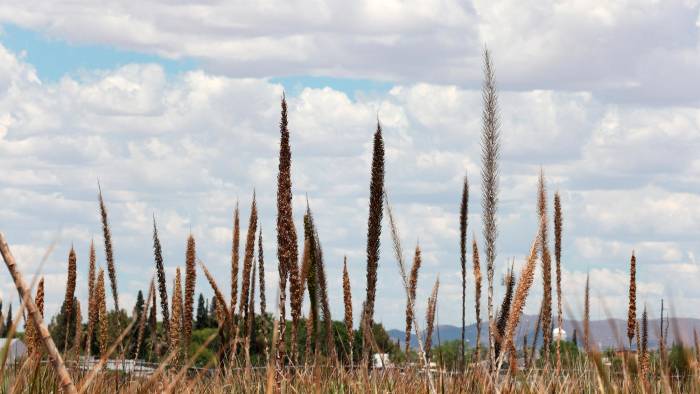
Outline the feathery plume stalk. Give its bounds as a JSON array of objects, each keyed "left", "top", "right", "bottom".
[
  {"left": 363, "top": 121, "right": 385, "bottom": 357},
  {"left": 480, "top": 47, "right": 501, "bottom": 370},
  {"left": 641, "top": 306, "right": 648, "bottom": 374},
  {"left": 63, "top": 246, "right": 77, "bottom": 352},
  {"left": 405, "top": 245, "right": 422, "bottom": 355},
  {"left": 459, "top": 175, "right": 468, "bottom": 369},
  {"left": 495, "top": 264, "right": 515, "bottom": 360},
  {"left": 86, "top": 240, "right": 97, "bottom": 357},
  {"left": 135, "top": 280, "right": 155, "bottom": 360},
  {"left": 238, "top": 193, "right": 258, "bottom": 357},
  {"left": 96, "top": 269, "right": 108, "bottom": 355},
  {"left": 342, "top": 257, "right": 353, "bottom": 364},
  {"left": 627, "top": 251, "right": 637, "bottom": 349},
  {"left": 537, "top": 169, "right": 553, "bottom": 361},
  {"left": 153, "top": 218, "right": 170, "bottom": 343},
  {"left": 231, "top": 202, "right": 240, "bottom": 315},
  {"left": 554, "top": 192, "right": 563, "bottom": 372},
  {"left": 98, "top": 184, "right": 119, "bottom": 312},
  {"left": 424, "top": 278, "right": 440, "bottom": 358},
  {"left": 258, "top": 228, "right": 266, "bottom": 316},
  {"left": 170, "top": 267, "right": 184, "bottom": 366},
  {"left": 472, "top": 236, "right": 482, "bottom": 361},
  {"left": 497, "top": 234, "right": 540, "bottom": 371},
  {"left": 383, "top": 194, "right": 436, "bottom": 393},
  {"left": 73, "top": 300, "right": 82, "bottom": 352},
  {"left": 199, "top": 260, "right": 231, "bottom": 324},
  {"left": 636, "top": 319, "right": 641, "bottom": 354},
  {"left": 584, "top": 273, "right": 590, "bottom": 352},
  {"left": 276, "top": 93, "right": 300, "bottom": 362},
  {"left": 27, "top": 277, "right": 45, "bottom": 357},
  {"left": 184, "top": 235, "right": 196, "bottom": 350}
]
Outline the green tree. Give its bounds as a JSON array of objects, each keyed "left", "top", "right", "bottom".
[
  {"left": 195, "top": 293, "right": 208, "bottom": 330},
  {"left": 49, "top": 297, "right": 78, "bottom": 349}
]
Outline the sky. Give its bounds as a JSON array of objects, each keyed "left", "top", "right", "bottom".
[{"left": 0, "top": 0, "right": 698, "bottom": 331}]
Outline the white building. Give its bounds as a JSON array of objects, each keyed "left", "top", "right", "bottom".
[
  {"left": 0, "top": 339, "right": 27, "bottom": 363},
  {"left": 552, "top": 327, "right": 567, "bottom": 340}
]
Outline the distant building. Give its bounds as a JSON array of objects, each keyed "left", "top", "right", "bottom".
[
  {"left": 0, "top": 339, "right": 27, "bottom": 363},
  {"left": 552, "top": 327, "right": 567, "bottom": 340},
  {"left": 372, "top": 353, "right": 392, "bottom": 369}
]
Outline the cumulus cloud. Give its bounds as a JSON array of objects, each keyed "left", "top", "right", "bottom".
[
  {"left": 0, "top": 35, "right": 697, "bottom": 328},
  {"left": 0, "top": 1, "right": 699, "bottom": 105}
]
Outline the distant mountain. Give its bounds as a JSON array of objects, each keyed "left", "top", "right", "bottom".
[{"left": 388, "top": 315, "right": 700, "bottom": 350}]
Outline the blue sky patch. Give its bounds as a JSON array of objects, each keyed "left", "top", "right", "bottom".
[
  {"left": 0, "top": 23, "right": 196, "bottom": 81},
  {"left": 270, "top": 75, "right": 393, "bottom": 98}
]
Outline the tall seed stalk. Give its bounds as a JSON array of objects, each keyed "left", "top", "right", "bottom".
[
  {"left": 554, "top": 192, "right": 563, "bottom": 372},
  {"left": 170, "top": 267, "right": 184, "bottom": 366},
  {"left": 584, "top": 273, "right": 590, "bottom": 352},
  {"left": 98, "top": 185, "right": 119, "bottom": 312},
  {"left": 275, "top": 94, "right": 300, "bottom": 364},
  {"left": 496, "top": 233, "right": 541, "bottom": 372},
  {"left": 86, "top": 241, "right": 97, "bottom": 357},
  {"left": 405, "top": 245, "right": 422, "bottom": 356},
  {"left": 237, "top": 193, "right": 258, "bottom": 359},
  {"left": 537, "top": 170, "right": 553, "bottom": 364},
  {"left": 342, "top": 257, "right": 353, "bottom": 365},
  {"left": 73, "top": 300, "right": 82, "bottom": 352},
  {"left": 231, "top": 202, "right": 241, "bottom": 317},
  {"left": 184, "top": 235, "right": 196, "bottom": 350},
  {"left": 627, "top": 251, "right": 636, "bottom": 349},
  {"left": 258, "top": 228, "right": 266, "bottom": 316},
  {"left": 153, "top": 218, "right": 170, "bottom": 344},
  {"left": 96, "top": 268, "right": 108, "bottom": 355},
  {"left": 363, "top": 121, "right": 385, "bottom": 359},
  {"left": 480, "top": 47, "right": 501, "bottom": 370},
  {"left": 424, "top": 278, "right": 440, "bottom": 358},
  {"left": 26, "top": 277, "right": 44, "bottom": 357},
  {"left": 459, "top": 175, "right": 468, "bottom": 369},
  {"left": 63, "top": 246, "right": 77, "bottom": 352},
  {"left": 313, "top": 231, "right": 334, "bottom": 360},
  {"left": 495, "top": 264, "right": 515, "bottom": 361},
  {"left": 641, "top": 305, "right": 648, "bottom": 374},
  {"left": 472, "top": 236, "right": 482, "bottom": 362}
]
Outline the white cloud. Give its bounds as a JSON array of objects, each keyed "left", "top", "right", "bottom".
[
  {"left": 1, "top": 1, "right": 699, "bottom": 105},
  {"left": 0, "top": 37, "right": 696, "bottom": 328}
]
